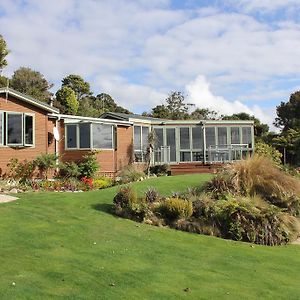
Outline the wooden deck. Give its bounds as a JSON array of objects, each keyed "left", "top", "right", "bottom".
[{"left": 170, "top": 163, "right": 224, "bottom": 175}]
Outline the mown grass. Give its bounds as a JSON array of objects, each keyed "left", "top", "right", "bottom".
[{"left": 0, "top": 174, "right": 300, "bottom": 299}]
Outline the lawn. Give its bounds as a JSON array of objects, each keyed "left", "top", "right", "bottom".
[{"left": 0, "top": 174, "right": 300, "bottom": 299}]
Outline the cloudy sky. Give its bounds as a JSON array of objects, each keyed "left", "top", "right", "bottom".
[{"left": 1, "top": 0, "right": 300, "bottom": 129}]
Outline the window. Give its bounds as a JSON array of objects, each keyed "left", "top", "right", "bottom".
[
  {"left": 24, "top": 115, "right": 34, "bottom": 145},
  {"left": 205, "top": 127, "right": 216, "bottom": 147},
  {"left": 133, "top": 125, "right": 149, "bottom": 162},
  {"left": 180, "top": 127, "right": 190, "bottom": 149},
  {"left": 218, "top": 127, "right": 227, "bottom": 146},
  {"left": 231, "top": 127, "right": 240, "bottom": 144},
  {"left": 0, "top": 112, "right": 3, "bottom": 145},
  {"left": 7, "top": 113, "right": 23, "bottom": 145},
  {"left": 242, "top": 127, "right": 252, "bottom": 147},
  {"left": 166, "top": 128, "right": 176, "bottom": 162},
  {"left": 92, "top": 124, "right": 113, "bottom": 149},
  {"left": 192, "top": 126, "right": 203, "bottom": 149},
  {"left": 79, "top": 123, "right": 91, "bottom": 149},
  {"left": 66, "top": 124, "right": 77, "bottom": 149}
]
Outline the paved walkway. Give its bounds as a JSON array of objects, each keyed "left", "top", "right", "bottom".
[{"left": 0, "top": 194, "right": 19, "bottom": 203}]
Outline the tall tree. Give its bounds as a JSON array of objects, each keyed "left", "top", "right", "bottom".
[
  {"left": 10, "top": 67, "right": 53, "bottom": 102},
  {"left": 151, "top": 104, "right": 170, "bottom": 119},
  {"left": 56, "top": 86, "right": 79, "bottom": 115},
  {"left": 165, "top": 91, "right": 189, "bottom": 120},
  {"left": 274, "top": 91, "right": 300, "bottom": 131},
  {"left": 62, "top": 74, "right": 91, "bottom": 101},
  {"left": 0, "top": 35, "right": 9, "bottom": 72}
]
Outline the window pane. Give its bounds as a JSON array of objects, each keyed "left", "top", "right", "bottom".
[
  {"left": 134, "top": 126, "right": 141, "bottom": 150},
  {"left": 154, "top": 128, "right": 163, "bottom": 149},
  {"left": 242, "top": 127, "right": 252, "bottom": 146},
  {"left": 180, "top": 151, "right": 191, "bottom": 162},
  {"left": 79, "top": 123, "right": 90, "bottom": 148},
  {"left": 0, "top": 112, "right": 2, "bottom": 145},
  {"left": 231, "top": 127, "right": 240, "bottom": 144},
  {"left": 205, "top": 127, "right": 215, "bottom": 147},
  {"left": 192, "top": 151, "right": 203, "bottom": 162},
  {"left": 218, "top": 127, "right": 227, "bottom": 146},
  {"left": 142, "top": 127, "right": 149, "bottom": 151},
  {"left": 180, "top": 127, "right": 190, "bottom": 149},
  {"left": 66, "top": 124, "right": 77, "bottom": 148},
  {"left": 192, "top": 126, "right": 203, "bottom": 149},
  {"left": 24, "top": 115, "right": 33, "bottom": 145},
  {"left": 166, "top": 128, "right": 176, "bottom": 162},
  {"left": 7, "top": 113, "right": 22, "bottom": 144},
  {"left": 93, "top": 124, "right": 112, "bottom": 149}
]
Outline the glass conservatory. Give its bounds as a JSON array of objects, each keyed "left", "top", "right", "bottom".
[{"left": 135, "top": 123, "right": 254, "bottom": 165}]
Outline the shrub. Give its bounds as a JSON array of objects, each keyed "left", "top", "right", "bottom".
[
  {"left": 119, "top": 165, "right": 144, "bottom": 184},
  {"left": 255, "top": 142, "right": 282, "bottom": 166},
  {"left": 6, "top": 158, "right": 36, "bottom": 182},
  {"left": 78, "top": 151, "right": 99, "bottom": 178},
  {"left": 93, "top": 177, "right": 113, "bottom": 189},
  {"left": 113, "top": 185, "right": 137, "bottom": 209},
  {"left": 81, "top": 177, "right": 93, "bottom": 190},
  {"left": 205, "top": 155, "right": 300, "bottom": 215},
  {"left": 35, "top": 153, "right": 58, "bottom": 179},
  {"left": 145, "top": 187, "right": 160, "bottom": 203},
  {"left": 149, "top": 164, "right": 170, "bottom": 176},
  {"left": 159, "top": 198, "right": 193, "bottom": 221},
  {"left": 59, "top": 162, "right": 80, "bottom": 178}
]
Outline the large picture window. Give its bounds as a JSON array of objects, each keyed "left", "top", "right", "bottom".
[
  {"left": 231, "top": 127, "right": 240, "bottom": 144},
  {"left": 92, "top": 124, "right": 113, "bottom": 149},
  {"left": 242, "top": 127, "right": 252, "bottom": 147},
  {"left": 7, "top": 113, "right": 23, "bottom": 145},
  {"left": 79, "top": 123, "right": 91, "bottom": 149}
]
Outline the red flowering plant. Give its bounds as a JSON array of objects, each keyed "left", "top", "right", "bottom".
[{"left": 80, "top": 177, "right": 93, "bottom": 190}]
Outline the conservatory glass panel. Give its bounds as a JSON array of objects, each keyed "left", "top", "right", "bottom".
[
  {"left": 192, "top": 126, "right": 203, "bottom": 149},
  {"left": 205, "top": 127, "right": 216, "bottom": 147},
  {"left": 231, "top": 127, "right": 240, "bottom": 144},
  {"left": 180, "top": 127, "right": 190, "bottom": 149},
  {"left": 154, "top": 128, "right": 163, "bottom": 148},
  {"left": 218, "top": 127, "right": 227, "bottom": 146},
  {"left": 242, "top": 127, "right": 252, "bottom": 146},
  {"left": 134, "top": 126, "right": 141, "bottom": 150},
  {"left": 142, "top": 127, "right": 149, "bottom": 151},
  {"left": 166, "top": 128, "right": 176, "bottom": 162}
]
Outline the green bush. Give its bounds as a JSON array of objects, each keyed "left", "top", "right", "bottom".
[
  {"left": 35, "top": 153, "right": 58, "bottom": 179},
  {"left": 159, "top": 198, "right": 193, "bottom": 221},
  {"left": 93, "top": 177, "right": 113, "bottom": 189},
  {"left": 78, "top": 151, "right": 99, "bottom": 178},
  {"left": 119, "top": 165, "right": 144, "bottom": 184},
  {"left": 149, "top": 164, "right": 170, "bottom": 176},
  {"left": 113, "top": 185, "right": 137, "bottom": 209},
  {"left": 59, "top": 161, "right": 80, "bottom": 178},
  {"left": 6, "top": 158, "right": 36, "bottom": 182}
]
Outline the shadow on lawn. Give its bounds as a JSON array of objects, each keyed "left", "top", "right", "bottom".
[{"left": 91, "top": 203, "right": 114, "bottom": 215}]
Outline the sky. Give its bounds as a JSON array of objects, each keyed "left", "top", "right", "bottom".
[{"left": 1, "top": 0, "right": 300, "bottom": 130}]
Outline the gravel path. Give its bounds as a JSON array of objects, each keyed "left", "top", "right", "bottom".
[{"left": 0, "top": 194, "right": 19, "bottom": 203}]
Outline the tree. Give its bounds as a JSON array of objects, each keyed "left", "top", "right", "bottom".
[
  {"left": 190, "top": 108, "right": 218, "bottom": 120},
  {"left": 0, "top": 75, "right": 9, "bottom": 88},
  {"left": 62, "top": 74, "right": 91, "bottom": 101},
  {"left": 166, "top": 91, "right": 189, "bottom": 120},
  {"left": 151, "top": 105, "right": 171, "bottom": 119},
  {"left": 255, "top": 142, "right": 282, "bottom": 166},
  {"left": 274, "top": 91, "right": 300, "bottom": 131},
  {"left": 222, "top": 112, "right": 269, "bottom": 138},
  {"left": 0, "top": 35, "right": 9, "bottom": 72},
  {"left": 56, "top": 86, "right": 79, "bottom": 115},
  {"left": 10, "top": 67, "right": 53, "bottom": 102}
]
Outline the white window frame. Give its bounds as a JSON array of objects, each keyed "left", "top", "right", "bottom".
[
  {"left": 133, "top": 125, "right": 150, "bottom": 163},
  {"left": 24, "top": 113, "right": 35, "bottom": 147}
]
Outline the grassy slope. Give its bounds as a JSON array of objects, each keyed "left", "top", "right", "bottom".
[{"left": 0, "top": 174, "right": 299, "bottom": 299}]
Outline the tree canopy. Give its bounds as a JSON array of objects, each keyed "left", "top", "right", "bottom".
[
  {"left": 274, "top": 91, "right": 300, "bottom": 131},
  {"left": 62, "top": 74, "right": 91, "bottom": 101},
  {"left": 0, "top": 35, "right": 9, "bottom": 71},
  {"left": 10, "top": 67, "right": 53, "bottom": 102},
  {"left": 56, "top": 86, "right": 79, "bottom": 115}
]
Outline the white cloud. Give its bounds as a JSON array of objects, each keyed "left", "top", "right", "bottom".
[
  {"left": 235, "top": 0, "right": 300, "bottom": 12},
  {"left": 185, "top": 75, "right": 276, "bottom": 129}
]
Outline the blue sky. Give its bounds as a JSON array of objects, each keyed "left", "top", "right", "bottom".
[{"left": 1, "top": 0, "right": 300, "bottom": 129}]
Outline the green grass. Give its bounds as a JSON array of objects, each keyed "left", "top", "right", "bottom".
[{"left": 0, "top": 174, "right": 300, "bottom": 299}]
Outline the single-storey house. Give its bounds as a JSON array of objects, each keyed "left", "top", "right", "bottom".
[{"left": 0, "top": 87, "right": 254, "bottom": 177}]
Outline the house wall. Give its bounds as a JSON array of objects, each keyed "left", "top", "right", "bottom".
[{"left": 0, "top": 94, "right": 55, "bottom": 176}]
